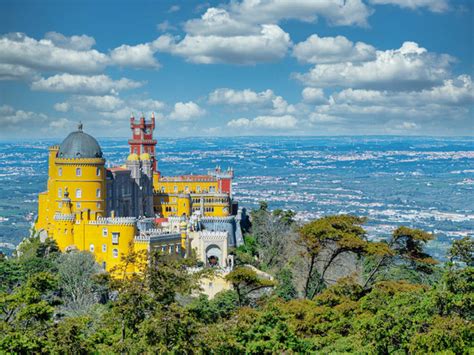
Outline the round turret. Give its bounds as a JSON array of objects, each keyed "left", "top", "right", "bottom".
[
  {"left": 140, "top": 153, "right": 151, "bottom": 160},
  {"left": 127, "top": 153, "right": 139, "bottom": 161},
  {"left": 58, "top": 122, "right": 103, "bottom": 159}
]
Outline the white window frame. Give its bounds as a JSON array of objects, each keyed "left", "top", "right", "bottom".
[
  {"left": 102, "top": 244, "right": 107, "bottom": 252},
  {"left": 58, "top": 188, "right": 62, "bottom": 198},
  {"left": 112, "top": 249, "right": 118, "bottom": 258},
  {"left": 96, "top": 167, "right": 101, "bottom": 176},
  {"left": 76, "top": 167, "right": 81, "bottom": 176},
  {"left": 96, "top": 188, "right": 101, "bottom": 198},
  {"left": 58, "top": 167, "right": 62, "bottom": 176},
  {"left": 112, "top": 232, "right": 119, "bottom": 245},
  {"left": 89, "top": 244, "right": 94, "bottom": 252},
  {"left": 76, "top": 189, "right": 82, "bottom": 198}
]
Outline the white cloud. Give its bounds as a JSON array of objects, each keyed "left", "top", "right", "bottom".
[
  {"left": 0, "top": 32, "right": 109, "bottom": 74},
  {"left": 209, "top": 88, "right": 274, "bottom": 105},
  {"left": 154, "top": 24, "right": 291, "bottom": 65},
  {"left": 31, "top": 74, "right": 144, "bottom": 95},
  {"left": 293, "top": 34, "right": 376, "bottom": 64},
  {"left": 295, "top": 41, "right": 454, "bottom": 90},
  {"left": 0, "top": 63, "right": 37, "bottom": 81},
  {"left": 369, "top": 0, "right": 449, "bottom": 12},
  {"left": 185, "top": 8, "right": 258, "bottom": 36},
  {"left": 302, "top": 87, "right": 327, "bottom": 103},
  {"left": 229, "top": 0, "right": 373, "bottom": 27},
  {"left": 44, "top": 31, "right": 96, "bottom": 51},
  {"left": 49, "top": 118, "right": 75, "bottom": 130},
  {"left": 228, "top": 114, "right": 297, "bottom": 129},
  {"left": 157, "top": 20, "right": 177, "bottom": 32},
  {"left": 110, "top": 43, "right": 160, "bottom": 68},
  {"left": 0, "top": 104, "right": 48, "bottom": 127},
  {"left": 54, "top": 102, "right": 70, "bottom": 112},
  {"left": 208, "top": 88, "right": 294, "bottom": 114},
  {"left": 132, "top": 99, "right": 165, "bottom": 111},
  {"left": 169, "top": 101, "right": 205, "bottom": 121}
]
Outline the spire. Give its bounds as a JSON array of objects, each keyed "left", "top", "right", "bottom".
[{"left": 78, "top": 121, "right": 83, "bottom": 131}]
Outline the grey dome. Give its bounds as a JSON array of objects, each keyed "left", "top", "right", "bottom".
[{"left": 58, "top": 124, "right": 103, "bottom": 159}]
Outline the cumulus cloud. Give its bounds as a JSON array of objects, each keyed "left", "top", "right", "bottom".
[
  {"left": 302, "top": 87, "right": 327, "bottom": 103},
  {"left": 227, "top": 114, "right": 297, "bottom": 129},
  {"left": 369, "top": 0, "right": 449, "bottom": 12},
  {"left": 229, "top": 0, "right": 373, "bottom": 27},
  {"left": 53, "top": 102, "right": 70, "bottom": 112},
  {"left": 0, "top": 32, "right": 109, "bottom": 74},
  {"left": 110, "top": 43, "right": 160, "bottom": 68},
  {"left": 0, "top": 63, "right": 38, "bottom": 81},
  {"left": 0, "top": 104, "right": 48, "bottom": 128},
  {"left": 294, "top": 41, "right": 454, "bottom": 90},
  {"left": 169, "top": 101, "right": 205, "bottom": 121},
  {"left": 293, "top": 34, "right": 376, "bottom": 64},
  {"left": 154, "top": 24, "right": 291, "bottom": 65},
  {"left": 31, "top": 74, "right": 144, "bottom": 95},
  {"left": 208, "top": 88, "right": 294, "bottom": 114},
  {"left": 44, "top": 31, "right": 96, "bottom": 51}
]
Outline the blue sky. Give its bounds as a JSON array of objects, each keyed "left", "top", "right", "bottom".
[{"left": 0, "top": 0, "right": 472, "bottom": 138}]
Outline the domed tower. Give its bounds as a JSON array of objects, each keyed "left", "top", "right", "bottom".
[{"left": 54, "top": 122, "right": 106, "bottom": 219}]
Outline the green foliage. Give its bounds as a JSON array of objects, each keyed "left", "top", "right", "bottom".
[
  {"left": 1, "top": 216, "right": 472, "bottom": 354},
  {"left": 449, "top": 236, "right": 474, "bottom": 266}
]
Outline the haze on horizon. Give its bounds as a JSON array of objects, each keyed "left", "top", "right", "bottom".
[{"left": 0, "top": 0, "right": 472, "bottom": 139}]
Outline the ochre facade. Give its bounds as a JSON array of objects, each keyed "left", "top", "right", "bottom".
[{"left": 35, "top": 117, "right": 238, "bottom": 275}]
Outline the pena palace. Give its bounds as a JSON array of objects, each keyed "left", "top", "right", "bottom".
[{"left": 35, "top": 115, "right": 244, "bottom": 280}]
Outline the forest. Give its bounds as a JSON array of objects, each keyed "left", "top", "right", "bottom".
[{"left": 1, "top": 203, "right": 472, "bottom": 354}]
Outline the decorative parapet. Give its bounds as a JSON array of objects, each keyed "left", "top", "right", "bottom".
[
  {"left": 89, "top": 217, "right": 137, "bottom": 226},
  {"left": 55, "top": 157, "right": 105, "bottom": 165},
  {"left": 54, "top": 213, "right": 75, "bottom": 221},
  {"left": 200, "top": 216, "right": 235, "bottom": 223},
  {"left": 199, "top": 230, "right": 228, "bottom": 241},
  {"left": 134, "top": 232, "right": 181, "bottom": 243}
]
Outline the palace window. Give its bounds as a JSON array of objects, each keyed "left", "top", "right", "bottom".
[
  {"left": 185, "top": 185, "right": 189, "bottom": 192},
  {"left": 58, "top": 188, "right": 62, "bottom": 198},
  {"left": 76, "top": 168, "right": 81, "bottom": 176},
  {"left": 112, "top": 249, "right": 118, "bottom": 258},
  {"left": 96, "top": 167, "right": 101, "bottom": 176},
  {"left": 174, "top": 185, "right": 178, "bottom": 192},
  {"left": 102, "top": 228, "right": 108, "bottom": 237},
  {"left": 161, "top": 187, "right": 165, "bottom": 193},
  {"left": 102, "top": 244, "right": 107, "bottom": 252},
  {"left": 197, "top": 186, "right": 201, "bottom": 192},
  {"left": 89, "top": 244, "right": 95, "bottom": 252},
  {"left": 96, "top": 188, "right": 101, "bottom": 198},
  {"left": 102, "top": 262, "right": 106, "bottom": 270},
  {"left": 161, "top": 246, "right": 166, "bottom": 252},
  {"left": 209, "top": 186, "right": 216, "bottom": 193},
  {"left": 112, "top": 232, "right": 119, "bottom": 245},
  {"left": 96, "top": 202, "right": 101, "bottom": 209},
  {"left": 76, "top": 189, "right": 82, "bottom": 198},
  {"left": 169, "top": 245, "right": 174, "bottom": 254},
  {"left": 58, "top": 167, "right": 62, "bottom": 176},
  {"left": 76, "top": 203, "right": 81, "bottom": 208}
]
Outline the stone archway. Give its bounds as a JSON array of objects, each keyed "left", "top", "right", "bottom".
[{"left": 205, "top": 244, "right": 222, "bottom": 267}]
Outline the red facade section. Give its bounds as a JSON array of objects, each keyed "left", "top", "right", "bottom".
[
  {"left": 128, "top": 114, "right": 158, "bottom": 171},
  {"left": 219, "top": 178, "right": 232, "bottom": 194}
]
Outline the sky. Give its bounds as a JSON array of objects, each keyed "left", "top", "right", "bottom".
[{"left": 0, "top": 0, "right": 472, "bottom": 138}]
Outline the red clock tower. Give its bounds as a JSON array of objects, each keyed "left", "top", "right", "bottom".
[{"left": 128, "top": 113, "right": 158, "bottom": 171}]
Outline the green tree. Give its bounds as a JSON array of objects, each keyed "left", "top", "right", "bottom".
[
  {"left": 298, "top": 215, "right": 369, "bottom": 299},
  {"left": 448, "top": 236, "right": 474, "bottom": 266},
  {"left": 225, "top": 266, "right": 275, "bottom": 306}
]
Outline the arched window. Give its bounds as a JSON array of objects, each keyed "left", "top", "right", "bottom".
[
  {"left": 76, "top": 189, "right": 82, "bottom": 198},
  {"left": 58, "top": 167, "right": 62, "bottom": 176},
  {"left": 96, "top": 188, "right": 101, "bottom": 198},
  {"left": 76, "top": 167, "right": 81, "bottom": 176},
  {"left": 58, "top": 188, "right": 62, "bottom": 198},
  {"left": 96, "top": 167, "right": 101, "bottom": 176},
  {"left": 89, "top": 244, "right": 95, "bottom": 252},
  {"left": 112, "top": 249, "right": 118, "bottom": 258},
  {"left": 102, "top": 244, "right": 107, "bottom": 252}
]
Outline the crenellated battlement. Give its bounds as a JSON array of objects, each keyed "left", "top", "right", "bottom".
[
  {"left": 89, "top": 217, "right": 137, "bottom": 226},
  {"left": 55, "top": 157, "right": 105, "bottom": 165},
  {"left": 199, "top": 230, "right": 228, "bottom": 241},
  {"left": 54, "top": 213, "right": 75, "bottom": 221},
  {"left": 200, "top": 216, "right": 235, "bottom": 223}
]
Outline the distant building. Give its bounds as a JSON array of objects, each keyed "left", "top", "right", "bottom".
[{"left": 35, "top": 116, "right": 243, "bottom": 275}]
